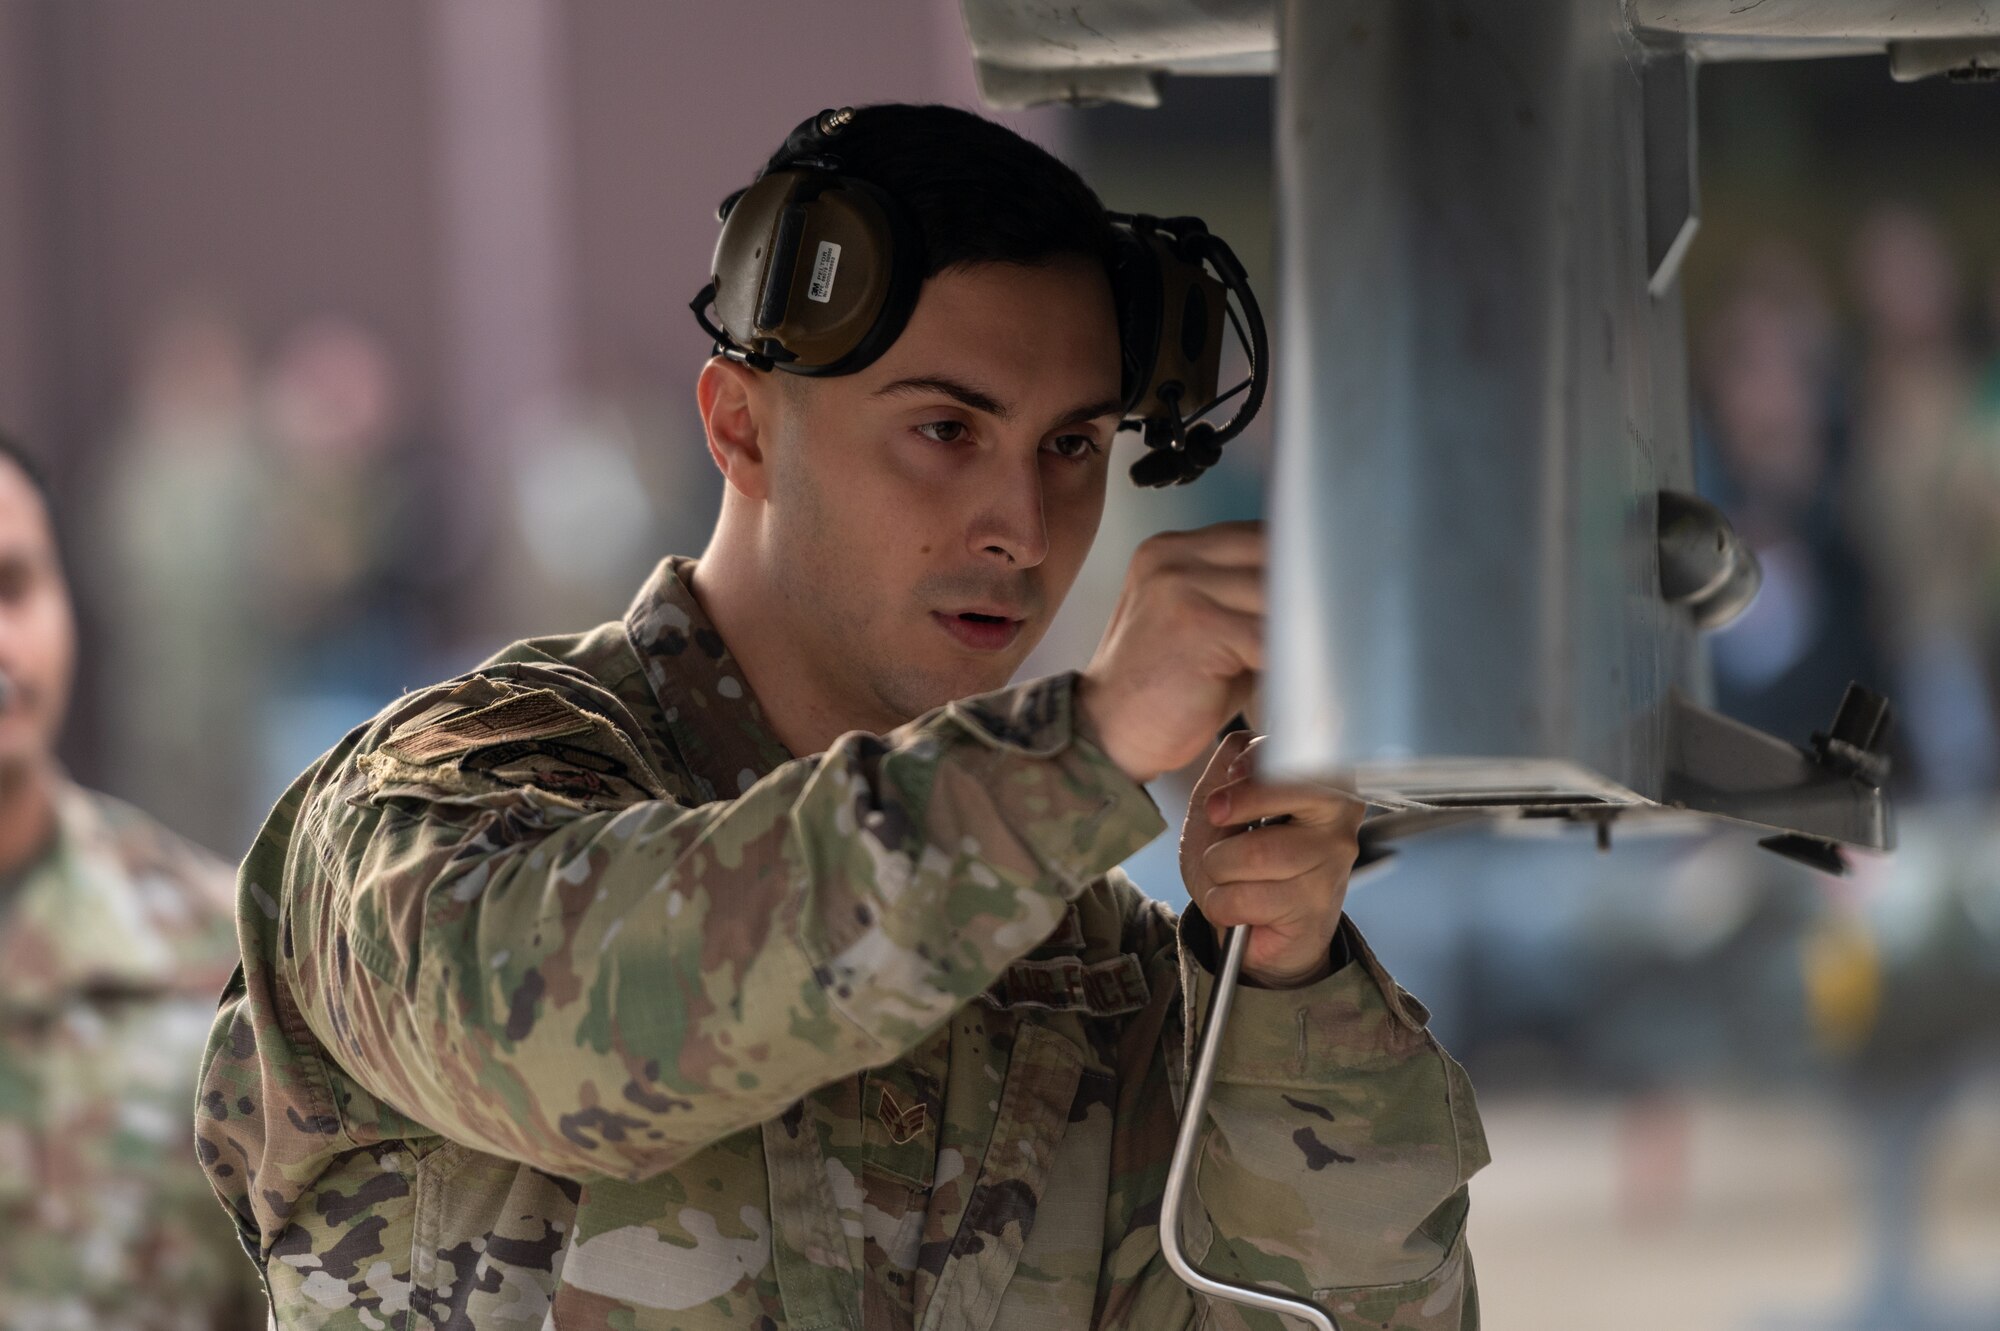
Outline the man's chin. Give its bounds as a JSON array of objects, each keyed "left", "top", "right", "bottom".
[
  {"left": 943, "top": 653, "right": 1028, "bottom": 700},
  {"left": 878, "top": 659, "right": 1021, "bottom": 724}
]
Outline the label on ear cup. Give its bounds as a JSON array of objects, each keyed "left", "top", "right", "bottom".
[{"left": 807, "top": 240, "right": 842, "bottom": 303}]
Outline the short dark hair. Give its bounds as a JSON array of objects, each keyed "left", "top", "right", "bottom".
[
  {"left": 0, "top": 429, "right": 61, "bottom": 553},
  {"left": 0, "top": 430, "right": 53, "bottom": 509},
  {"left": 764, "top": 103, "right": 1118, "bottom": 281}
]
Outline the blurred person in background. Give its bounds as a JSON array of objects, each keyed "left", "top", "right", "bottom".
[
  {"left": 0, "top": 434, "right": 262, "bottom": 1329},
  {"left": 1696, "top": 240, "right": 1885, "bottom": 752},
  {"left": 256, "top": 316, "right": 430, "bottom": 808},
  {"left": 1846, "top": 203, "right": 2000, "bottom": 796},
  {"left": 93, "top": 305, "right": 274, "bottom": 854},
  {"left": 1697, "top": 218, "right": 2000, "bottom": 1328},
  {"left": 491, "top": 395, "right": 678, "bottom": 633}
]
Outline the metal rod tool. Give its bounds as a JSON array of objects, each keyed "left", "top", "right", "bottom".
[{"left": 1160, "top": 920, "right": 1340, "bottom": 1331}]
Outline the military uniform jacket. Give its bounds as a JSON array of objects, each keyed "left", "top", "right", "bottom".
[
  {"left": 1, "top": 778, "right": 260, "bottom": 1331},
  {"left": 197, "top": 557, "right": 1488, "bottom": 1331}
]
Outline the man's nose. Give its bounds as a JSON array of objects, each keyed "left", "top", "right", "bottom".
[{"left": 969, "top": 453, "right": 1049, "bottom": 570}]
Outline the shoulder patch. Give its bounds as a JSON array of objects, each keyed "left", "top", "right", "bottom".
[{"left": 380, "top": 688, "right": 592, "bottom": 765}]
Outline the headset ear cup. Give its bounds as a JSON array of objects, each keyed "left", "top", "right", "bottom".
[
  {"left": 793, "top": 176, "right": 923, "bottom": 377},
  {"left": 709, "top": 172, "right": 807, "bottom": 360},
  {"left": 705, "top": 170, "right": 923, "bottom": 375},
  {"left": 1110, "top": 225, "right": 1163, "bottom": 416},
  {"left": 1102, "top": 212, "right": 1267, "bottom": 487},
  {"left": 758, "top": 201, "right": 812, "bottom": 334}
]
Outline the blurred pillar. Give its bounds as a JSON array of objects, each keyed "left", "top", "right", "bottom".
[
  {"left": 0, "top": 0, "right": 47, "bottom": 453},
  {"left": 429, "top": 0, "right": 575, "bottom": 636}
]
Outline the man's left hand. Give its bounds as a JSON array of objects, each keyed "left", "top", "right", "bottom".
[{"left": 1180, "top": 731, "right": 1365, "bottom": 988}]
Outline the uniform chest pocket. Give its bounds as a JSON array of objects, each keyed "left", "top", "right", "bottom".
[
  {"left": 0, "top": 1023, "right": 40, "bottom": 1208},
  {"left": 918, "top": 1023, "right": 1085, "bottom": 1331}
]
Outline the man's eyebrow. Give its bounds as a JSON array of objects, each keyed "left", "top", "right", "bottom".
[
  {"left": 872, "top": 375, "right": 1013, "bottom": 421},
  {"left": 1053, "top": 397, "right": 1127, "bottom": 428},
  {"left": 872, "top": 378, "right": 1126, "bottom": 431}
]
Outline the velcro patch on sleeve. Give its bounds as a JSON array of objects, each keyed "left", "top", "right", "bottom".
[
  {"left": 380, "top": 688, "right": 594, "bottom": 765},
  {"left": 467, "top": 739, "right": 665, "bottom": 808}
]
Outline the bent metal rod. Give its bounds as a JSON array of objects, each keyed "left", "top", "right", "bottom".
[{"left": 1161, "top": 919, "right": 1341, "bottom": 1331}]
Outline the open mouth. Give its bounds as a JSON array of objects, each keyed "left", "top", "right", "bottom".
[{"left": 933, "top": 610, "right": 1024, "bottom": 652}]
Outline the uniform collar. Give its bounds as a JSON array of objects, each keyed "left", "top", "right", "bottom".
[
  {"left": 623, "top": 556, "right": 794, "bottom": 802},
  {"left": 0, "top": 778, "right": 188, "bottom": 1011}
]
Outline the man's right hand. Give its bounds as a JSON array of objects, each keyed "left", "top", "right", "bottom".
[{"left": 1075, "top": 520, "right": 1265, "bottom": 785}]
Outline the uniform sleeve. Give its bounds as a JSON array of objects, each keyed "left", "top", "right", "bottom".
[
  {"left": 1098, "top": 894, "right": 1486, "bottom": 1331},
  {"left": 285, "top": 668, "right": 1164, "bottom": 1183}
]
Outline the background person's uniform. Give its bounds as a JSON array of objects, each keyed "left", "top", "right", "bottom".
[
  {"left": 196, "top": 556, "right": 1488, "bottom": 1330},
  {"left": 0, "top": 779, "right": 264, "bottom": 1331}
]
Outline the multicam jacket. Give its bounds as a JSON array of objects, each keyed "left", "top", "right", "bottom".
[
  {"left": 196, "top": 556, "right": 1488, "bottom": 1331},
  {"left": 1, "top": 778, "right": 262, "bottom": 1331}
]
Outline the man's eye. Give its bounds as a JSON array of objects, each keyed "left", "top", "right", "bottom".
[
  {"left": 916, "top": 421, "right": 968, "bottom": 444},
  {"left": 1045, "top": 434, "right": 1101, "bottom": 461}
]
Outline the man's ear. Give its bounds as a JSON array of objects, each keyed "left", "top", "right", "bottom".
[{"left": 696, "top": 357, "right": 773, "bottom": 502}]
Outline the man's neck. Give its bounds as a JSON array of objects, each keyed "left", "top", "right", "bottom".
[
  {"left": 688, "top": 551, "right": 904, "bottom": 760},
  {"left": 0, "top": 759, "right": 58, "bottom": 878}
]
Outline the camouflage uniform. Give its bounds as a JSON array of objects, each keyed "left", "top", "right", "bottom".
[
  {"left": 196, "top": 557, "right": 1488, "bottom": 1330},
  {"left": 0, "top": 778, "right": 264, "bottom": 1331}
]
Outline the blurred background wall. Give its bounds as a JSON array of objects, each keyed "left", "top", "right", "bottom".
[
  {"left": 0, "top": 0, "right": 1073, "bottom": 848},
  {"left": 0, "top": 3, "right": 1996, "bottom": 1327}
]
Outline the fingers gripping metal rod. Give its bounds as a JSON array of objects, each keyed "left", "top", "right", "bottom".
[{"left": 1160, "top": 923, "right": 1341, "bottom": 1331}]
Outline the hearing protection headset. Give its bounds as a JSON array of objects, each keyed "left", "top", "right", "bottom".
[{"left": 690, "top": 107, "right": 1268, "bottom": 487}]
